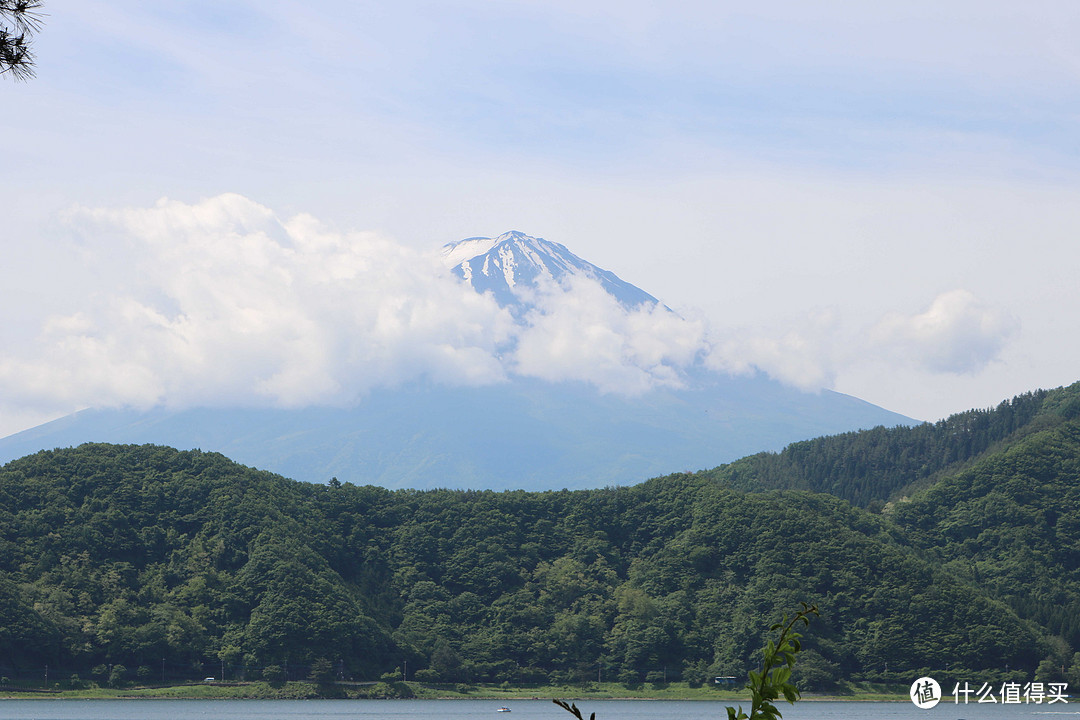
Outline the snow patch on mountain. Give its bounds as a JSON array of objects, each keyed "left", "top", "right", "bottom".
[
  {"left": 442, "top": 231, "right": 661, "bottom": 312},
  {"left": 442, "top": 236, "right": 500, "bottom": 268}
]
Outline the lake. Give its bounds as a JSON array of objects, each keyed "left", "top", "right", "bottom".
[{"left": 0, "top": 699, "right": 1074, "bottom": 720}]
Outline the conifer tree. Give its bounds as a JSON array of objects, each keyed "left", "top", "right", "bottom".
[{"left": 1, "top": 1, "right": 44, "bottom": 80}]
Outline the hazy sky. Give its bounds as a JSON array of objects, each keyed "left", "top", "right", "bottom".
[{"left": 3, "top": 0, "right": 1080, "bottom": 436}]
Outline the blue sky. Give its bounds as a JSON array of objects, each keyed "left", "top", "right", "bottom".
[{"left": 2, "top": 0, "right": 1080, "bottom": 434}]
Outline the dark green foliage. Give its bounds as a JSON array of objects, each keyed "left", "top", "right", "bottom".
[
  {"left": 107, "top": 664, "right": 127, "bottom": 688},
  {"left": 262, "top": 664, "right": 284, "bottom": 685},
  {"left": 308, "top": 658, "right": 334, "bottom": 683},
  {"left": 713, "top": 386, "right": 1067, "bottom": 507},
  {"left": 554, "top": 604, "right": 819, "bottom": 720},
  {"left": 0, "top": 445, "right": 393, "bottom": 681},
  {"left": 0, "top": 384, "right": 1077, "bottom": 687},
  {"left": 0, "top": 0, "right": 43, "bottom": 80},
  {"left": 890, "top": 412, "right": 1080, "bottom": 661},
  {"left": 0, "top": 571, "right": 59, "bottom": 662}
]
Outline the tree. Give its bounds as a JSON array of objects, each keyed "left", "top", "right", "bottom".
[
  {"left": 308, "top": 657, "right": 334, "bottom": 683},
  {"left": 1, "top": 1, "right": 44, "bottom": 80},
  {"left": 262, "top": 664, "right": 285, "bottom": 685},
  {"left": 108, "top": 664, "right": 127, "bottom": 688}
]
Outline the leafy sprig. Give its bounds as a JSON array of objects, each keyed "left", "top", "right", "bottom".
[
  {"left": 553, "top": 699, "right": 594, "bottom": 720},
  {"left": 726, "top": 602, "right": 819, "bottom": 720}
]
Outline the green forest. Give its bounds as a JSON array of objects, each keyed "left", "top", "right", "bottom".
[{"left": 2, "top": 382, "right": 1080, "bottom": 692}]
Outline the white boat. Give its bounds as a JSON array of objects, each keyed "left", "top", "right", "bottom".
[{"left": 496, "top": 708, "right": 511, "bottom": 713}]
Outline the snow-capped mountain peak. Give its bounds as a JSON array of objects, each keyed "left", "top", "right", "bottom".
[{"left": 442, "top": 231, "right": 659, "bottom": 311}]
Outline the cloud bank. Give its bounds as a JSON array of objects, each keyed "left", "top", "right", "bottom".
[
  {"left": 512, "top": 274, "right": 706, "bottom": 393},
  {"left": 0, "top": 195, "right": 1021, "bottom": 420},
  {"left": 0, "top": 195, "right": 710, "bottom": 412},
  {"left": 871, "top": 289, "right": 1020, "bottom": 374},
  {"left": 1, "top": 194, "right": 514, "bottom": 411}
]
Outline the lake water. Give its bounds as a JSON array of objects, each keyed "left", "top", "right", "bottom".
[{"left": 0, "top": 699, "right": 1076, "bottom": 720}]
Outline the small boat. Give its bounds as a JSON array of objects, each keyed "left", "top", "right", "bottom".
[{"left": 496, "top": 707, "right": 511, "bottom": 713}]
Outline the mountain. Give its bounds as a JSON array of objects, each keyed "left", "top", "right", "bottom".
[
  {"left": 442, "top": 230, "right": 661, "bottom": 312},
  {"left": 712, "top": 380, "right": 1080, "bottom": 656},
  {"left": 0, "top": 375, "right": 911, "bottom": 490},
  {"left": 0, "top": 437, "right": 1051, "bottom": 685},
  {"left": 2, "top": 385, "right": 1076, "bottom": 688},
  {"left": 712, "top": 385, "right": 1075, "bottom": 507},
  {"left": 0, "top": 232, "right": 915, "bottom": 490}
]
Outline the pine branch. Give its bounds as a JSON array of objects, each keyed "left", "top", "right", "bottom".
[{"left": 1, "top": 0, "right": 45, "bottom": 81}]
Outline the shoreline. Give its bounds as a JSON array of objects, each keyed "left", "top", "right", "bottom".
[{"left": 0, "top": 680, "right": 909, "bottom": 702}]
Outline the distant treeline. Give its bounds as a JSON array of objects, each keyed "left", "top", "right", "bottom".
[
  {"left": 1, "top": 382, "right": 1079, "bottom": 689},
  {"left": 713, "top": 387, "right": 1078, "bottom": 507}
]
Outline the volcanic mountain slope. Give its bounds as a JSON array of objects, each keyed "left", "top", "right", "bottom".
[
  {"left": 443, "top": 230, "right": 661, "bottom": 312},
  {"left": 0, "top": 232, "right": 913, "bottom": 490}
]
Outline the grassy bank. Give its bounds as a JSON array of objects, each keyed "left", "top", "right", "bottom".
[
  {"left": 407, "top": 680, "right": 906, "bottom": 702},
  {"left": 0, "top": 680, "right": 908, "bottom": 702}
]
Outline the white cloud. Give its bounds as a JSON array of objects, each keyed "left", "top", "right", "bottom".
[
  {"left": 0, "top": 195, "right": 714, "bottom": 414},
  {"left": 702, "top": 290, "right": 1023, "bottom": 394},
  {"left": 0, "top": 195, "right": 1035, "bottom": 431},
  {"left": 1, "top": 194, "right": 516, "bottom": 411},
  {"left": 706, "top": 310, "right": 841, "bottom": 391},
  {"left": 512, "top": 274, "right": 706, "bottom": 393},
  {"left": 2, "top": 1, "right": 1075, "bottom": 433},
  {"left": 871, "top": 289, "right": 1020, "bottom": 374}
]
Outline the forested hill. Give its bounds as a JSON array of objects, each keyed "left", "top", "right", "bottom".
[
  {"left": 4, "top": 412, "right": 1080, "bottom": 689},
  {"left": 710, "top": 382, "right": 1080, "bottom": 508},
  {"left": 891, "top": 414, "right": 1080, "bottom": 655}
]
